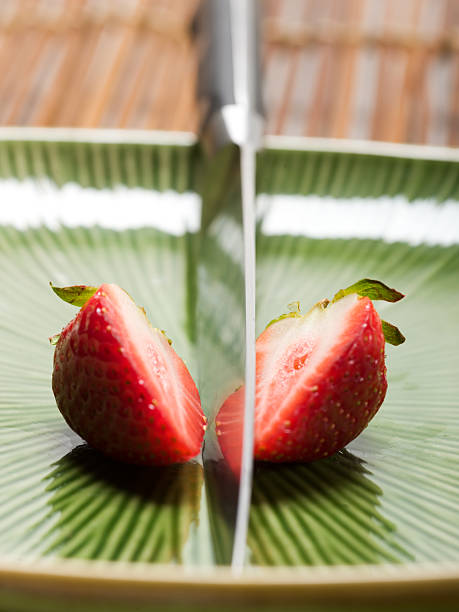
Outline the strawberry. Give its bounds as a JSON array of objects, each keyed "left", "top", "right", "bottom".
[
  {"left": 50, "top": 283, "right": 206, "bottom": 466},
  {"left": 217, "top": 279, "right": 405, "bottom": 469}
]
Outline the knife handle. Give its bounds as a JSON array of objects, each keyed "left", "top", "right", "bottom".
[{"left": 194, "top": 0, "right": 264, "bottom": 151}]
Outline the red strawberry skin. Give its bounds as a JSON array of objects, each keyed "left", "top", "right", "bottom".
[
  {"left": 254, "top": 296, "right": 387, "bottom": 462},
  {"left": 52, "top": 284, "right": 205, "bottom": 466}
]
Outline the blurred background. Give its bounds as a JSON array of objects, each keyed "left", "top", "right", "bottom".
[{"left": 0, "top": 0, "right": 457, "bottom": 146}]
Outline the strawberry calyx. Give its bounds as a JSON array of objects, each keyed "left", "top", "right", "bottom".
[
  {"left": 266, "top": 278, "right": 405, "bottom": 346},
  {"left": 332, "top": 278, "right": 404, "bottom": 304},
  {"left": 49, "top": 283, "right": 173, "bottom": 346},
  {"left": 333, "top": 279, "right": 405, "bottom": 346},
  {"left": 50, "top": 282, "right": 98, "bottom": 307},
  {"left": 49, "top": 283, "right": 102, "bottom": 347},
  {"left": 381, "top": 320, "right": 405, "bottom": 346}
]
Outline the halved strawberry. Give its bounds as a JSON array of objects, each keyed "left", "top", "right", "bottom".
[
  {"left": 217, "top": 279, "right": 405, "bottom": 468},
  {"left": 51, "top": 283, "right": 206, "bottom": 465}
]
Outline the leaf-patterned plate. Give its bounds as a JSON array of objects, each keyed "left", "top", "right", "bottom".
[{"left": 0, "top": 128, "right": 458, "bottom": 612}]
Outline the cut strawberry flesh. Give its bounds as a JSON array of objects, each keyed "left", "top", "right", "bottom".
[{"left": 111, "top": 286, "right": 203, "bottom": 445}]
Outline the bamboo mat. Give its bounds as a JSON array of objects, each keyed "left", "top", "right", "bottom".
[{"left": 0, "top": 0, "right": 457, "bottom": 146}]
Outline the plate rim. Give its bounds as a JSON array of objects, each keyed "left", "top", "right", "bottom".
[
  {"left": 0, "top": 126, "right": 458, "bottom": 162},
  {"left": 1, "top": 556, "right": 459, "bottom": 601}
]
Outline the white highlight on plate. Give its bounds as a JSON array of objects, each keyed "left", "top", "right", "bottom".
[
  {"left": 258, "top": 194, "right": 459, "bottom": 246},
  {"left": 0, "top": 178, "right": 201, "bottom": 235}
]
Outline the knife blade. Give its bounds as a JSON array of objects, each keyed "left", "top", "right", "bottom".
[{"left": 195, "top": 0, "right": 263, "bottom": 569}]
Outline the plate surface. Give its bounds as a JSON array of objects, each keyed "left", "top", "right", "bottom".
[{"left": 0, "top": 129, "right": 458, "bottom": 611}]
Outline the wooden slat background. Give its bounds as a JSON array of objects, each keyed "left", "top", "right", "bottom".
[{"left": 0, "top": 0, "right": 457, "bottom": 145}]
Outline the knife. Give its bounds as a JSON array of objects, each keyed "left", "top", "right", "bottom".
[{"left": 195, "top": 0, "right": 263, "bottom": 569}]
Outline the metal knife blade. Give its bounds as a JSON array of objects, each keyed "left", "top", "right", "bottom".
[{"left": 195, "top": 0, "right": 263, "bottom": 569}]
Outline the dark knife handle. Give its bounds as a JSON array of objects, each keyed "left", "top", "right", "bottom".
[{"left": 194, "top": 0, "right": 264, "bottom": 150}]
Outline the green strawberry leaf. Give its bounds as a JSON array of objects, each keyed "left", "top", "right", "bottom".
[
  {"left": 332, "top": 279, "right": 405, "bottom": 303},
  {"left": 381, "top": 320, "right": 406, "bottom": 346},
  {"left": 331, "top": 279, "right": 406, "bottom": 346},
  {"left": 50, "top": 283, "right": 98, "bottom": 307}
]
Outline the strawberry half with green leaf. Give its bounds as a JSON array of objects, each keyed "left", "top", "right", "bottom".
[
  {"left": 217, "top": 279, "right": 405, "bottom": 470},
  {"left": 50, "top": 283, "right": 206, "bottom": 466}
]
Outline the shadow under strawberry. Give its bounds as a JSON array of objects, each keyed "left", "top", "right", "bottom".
[
  {"left": 248, "top": 449, "right": 412, "bottom": 566},
  {"left": 35, "top": 445, "right": 203, "bottom": 563}
]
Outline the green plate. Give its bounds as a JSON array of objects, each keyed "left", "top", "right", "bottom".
[{"left": 0, "top": 128, "right": 458, "bottom": 611}]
